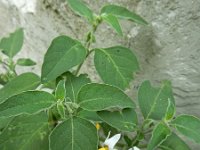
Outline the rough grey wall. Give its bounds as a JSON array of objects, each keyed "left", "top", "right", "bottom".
[{"left": 0, "top": 0, "right": 200, "bottom": 149}]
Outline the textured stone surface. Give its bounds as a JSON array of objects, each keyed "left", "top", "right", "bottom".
[{"left": 0, "top": 0, "right": 200, "bottom": 149}]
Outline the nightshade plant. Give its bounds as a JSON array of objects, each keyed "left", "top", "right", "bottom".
[{"left": 0, "top": 0, "right": 200, "bottom": 150}]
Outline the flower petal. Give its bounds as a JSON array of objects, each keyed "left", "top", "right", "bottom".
[{"left": 104, "top": 134, "right": 121, "bottom": 149}]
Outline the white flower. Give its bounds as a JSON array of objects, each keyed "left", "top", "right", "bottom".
[
  {"left": 128, "top": 146, "right": 140, "bottom": 150},
  {"left": 99, "top": 132, "right": 121, "bottom": 150}
]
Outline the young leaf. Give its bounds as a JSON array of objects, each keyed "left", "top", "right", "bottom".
[
  {"left": 49, "top": 117, "right": 98, "bottom": 150},
  {"left": 171, "top": 115, "right": 200, "bottom": 144},
  {"left": 101, "top": 14, "right": 123, "bottom": 36},
  {"left": 97, "top": 108, "right": 138, "bottom": 132},
  {"left": 101, "top": 5, "right": 148, "bottom": 25},
  {"left": 65, "top": 73, "right": 90, "bottom": 102},
  {"left": 147, "top": 122, "right": 171, "bottom": 150},
  {"left": 0, "top": 91, "right": 56, "bottom": 118},
  {"left": 0, "top": 72, "right": 40, "bottom": 103},
  {"left": 0, "top": 113, "right": 50, "bottom": 150},
  {"left": 165, "top": 98, "right": 176, "bottom": 121},
  {"left": 77, "top": 83, "right": 135, "bottom": 111},
  {"left": 94, "top": 46, "right": 139, "bottom": 90},
  {"left": 0, "top": 28, "right": 24, "bottom": 58},
  {"left": 41, "top": 36, "right": 87, "bottom": 82},
  {"left": 55, "top": 80, "right": 66, "bottom": 101},
  {"left": 67, "top": 0, "right": 94, "bottom": 23},
  {"left": 16, "top": 58, "right": 36, "bottom": 66},
  {"left": 138, "top": 80, "right": 175, "bottom": 120},
  {"left": 159, "top": 133, "right": 191, "bottom": 150}
]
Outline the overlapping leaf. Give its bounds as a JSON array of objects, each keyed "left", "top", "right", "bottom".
[
  {"left": 159, "top": 133, "right": 191, "bottom": 150},
  {"left": 0, "top": 113, "right": 50, "bottom": 150},
  {"left": 50, "top": 117, "right": 98, "bottom": 150},
  {"left": 171, "top": 115, "right": 200, "bottom": 144},
  {"left": 0, "top": 91, "right": 56, "bottom": 118},
  {"left": 97, "top": 108, "right": 138, "bottom": 132},
  {"left": 0, "top": 73, "right": 40, "bottom": 103},
  {"left": 101, "top": 14, "right": 123, "bottom": 36},
  {"left": 94, "top": 46, "right": 139, "bottom": 90},
  {"left": 138, "top": 80, "right": 175, "bottom": 120},
  {"left": 77, "top": 83, "right": 135, "bottom": 111},
  {"left": 0, "top": 28, "right": 24, "bottom": 57},
  {"left": 41, "top": 36, "right": 87, "bottom": 82},
  {"left": 147, "top": 122, "right": 171, "bottom": 150},
  {"left": 101, "top": 5, "right": 148, "bottom": 25},
  {"left": 65, "top": 73, "right": 90, "bottom": 102}
]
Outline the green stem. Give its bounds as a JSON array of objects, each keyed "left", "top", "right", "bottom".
[{"left": 74, "top": 18, "right": 101, "bottom": 76}]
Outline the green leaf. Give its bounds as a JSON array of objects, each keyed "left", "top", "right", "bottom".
[
  {"left": 94, "top": 46, "right": 139, "bottom": 90},
  {"left": 49, "top": 117, "right": 98, "bottom": 150},
  {"left": 55, "top": 80, "right": 66, "bottom": 101},
  {"left": 41, "top": 36, "right": 87, "bottom": 82},
  {"left": 0, "top": 28, "right": 24, "bottom": 57},
  {"left": 77, "top": 109, "right": 102, "bottom": 122},
  {"left": 0, "top": 113, "right": 50, "bottom": 150},
  {"left": 101, "top": 5, "right": 148, "bottom": 25},
  {"left": 171, "top": 115, "right": 200, "bottom": 144},
  {"left": 165, "top": 98, "right": 176, "bottom": 121},
  {"left": 16, "top": 58, "right": 36, "bottom": 66},
  {"left": 67, "top": 0, "right": 94, "bottom": 23},
  {"left": 101, "top": 14, "right": 123, "bottom": 36},
  {"left": 0, "top": 117, "right": 13, "bottom": 131},
  {"left": 97, "top": 108, "right": 138, "bottom": 132},
  {"left": 138, "top": 80, "right": 175, "bottom": 120},
  {"left": 65, "top": 73, "right": 91, "bottom": 102},
  {"left": 0, "top": 91, "right": 56, "bottom": 118},
  {"left": 159, "top": 133, "right": 191, "bottom": 150},
  {"left": 77, "top": 83, "right": 135, "bottom": 111},
  {"left": 147, "top": 122, "right": 171, "bottom": 150},
  {"left": 0, "top": 72, "right": 40, "bottom": 103}
]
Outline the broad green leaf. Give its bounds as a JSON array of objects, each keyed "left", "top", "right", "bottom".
[
  {"left": 0, "top": 72, "right": 40, "bottom": 103},
  {"left": 41, "top": 36, "right": 87, "bottom": 82},
  {"left": 94, "top": 46, "right": 139, "bottom": 90},
  {"left": 101, "top": 5, "right": 148, "bottom": 25},
  {"left": 65, "top": 73, "right": 90, "bottom": 102},
  {"left": 0, "top": 117, "right": 13, "bottom": 131},
  {"left": 159, "top": 133, "right": 191, "bottom": 150},
  {"left": 0, "top": 113, "right": 50, "bottom": 150},
  {"left": 77, "top": 109, "right": 102, "bottom": 122},
  {"left": 147, "top": 122, "right": 171, "bottom": 150},
  {"left": 16, "top": 58, "right": 36, "bottom": 66},
  {"left": 97, "top": 108, "right": 138, "bottom": 132},
  {"left": 0, "top": 28, "right": 24, "bottom": 57},
  {"left": 55, "top": 80, "right": 66, "bottom": 101},
  {"left": 49, "top": 117, "right": 98, "bottom": 150},
  {"left": 0, "top": 91, "right": 56, "bottom": 118},
  {"left": 67, "top": 0, "right": 93, "bottom": 23},
  {"left": 171, "top": 115, "right": 200, "bottom": 144},
  {"left": 138, "top": 80, "right": 175, "bottom": 120},
  {"left": 101, "top": 14, "right": 123, "bottom": 36},
  {"left": 77, "top": 83, "right": 135, "bottom": 111}
]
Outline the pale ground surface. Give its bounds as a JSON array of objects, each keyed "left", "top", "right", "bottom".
[{"left": 0, "top": 0, "right": 200, "bottom": 149}]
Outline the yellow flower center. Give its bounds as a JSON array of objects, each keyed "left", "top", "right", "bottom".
[{"left": 99, "top": 146, "right": 109, "bottom": 150}]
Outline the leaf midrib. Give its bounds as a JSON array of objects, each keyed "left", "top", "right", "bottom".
[
  {"left": 44, "top": 43, "right": 82, "bottom": 79},
  {"left": 146, "top": 84, "right": 166, "bottom": 119},
  {"left": 96, "top": 48, "right": 127, "bottom": 86}
]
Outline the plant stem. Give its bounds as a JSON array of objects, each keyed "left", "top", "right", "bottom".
[{"left": 74, "top": 18, "right": 101, "bottom": 76}]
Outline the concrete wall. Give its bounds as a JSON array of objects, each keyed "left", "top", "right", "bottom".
[{"left": 0, "top": 0, "right": 200, "bottom": 149}]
